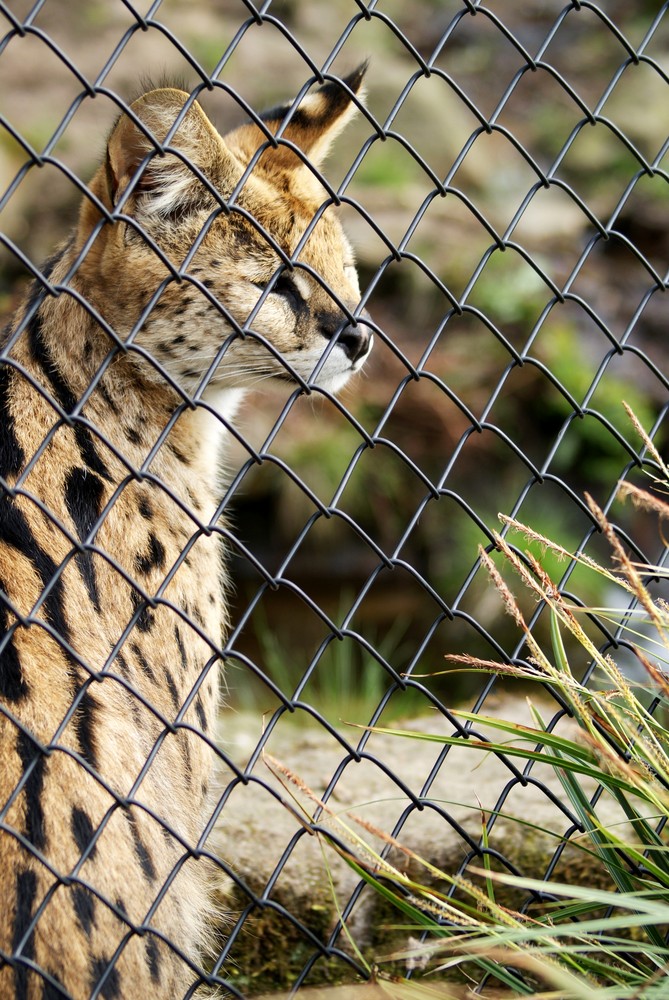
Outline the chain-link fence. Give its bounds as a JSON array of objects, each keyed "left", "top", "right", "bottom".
[{"left": 1, "top": 1, "right": 668, "bottom": 998}]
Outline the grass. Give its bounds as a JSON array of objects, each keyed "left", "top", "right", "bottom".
[
  {"left": 227, "top": 596, "right": 422, "bottom": 725},
  {"left": 276, "top": 406, "right": 669, "bottom": 998}
]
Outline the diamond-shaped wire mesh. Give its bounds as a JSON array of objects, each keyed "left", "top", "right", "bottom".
[{"left": 1, "top": 1, "right": 668, "bottom": 997}]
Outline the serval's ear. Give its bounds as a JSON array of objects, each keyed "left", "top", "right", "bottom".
[
  {"left": 225, "top": 64, "right": 367, "bottom": 189},
  {"left": 104, "top": 88, "right": 231, "bottom": 216}
]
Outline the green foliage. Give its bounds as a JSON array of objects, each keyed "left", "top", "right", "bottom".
[
  {"left": 354, "top": 146, "right": 426, "bottom": 190},
  {"left": 470, "top": 250, "right": 550, "bottom": 328},
  {"left": 536, "top": 321, "right": 658, "bottom": 485},
  {"left": 229, "top": 597, "right": 419, "bottom": 726}
]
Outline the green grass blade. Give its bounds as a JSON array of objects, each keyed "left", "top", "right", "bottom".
[
  {"left": 366, "top": 725, "right": 660, "bottom": 804},
  {"left": 533, "top": 735, "right": 667, "bottom": 949}
]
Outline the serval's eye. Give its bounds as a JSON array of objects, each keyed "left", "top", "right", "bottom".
[
  {"left": 272, "top": 273, "right": 301, "bottom": 301},
  {"left": 255, "top": 273, "right": 303, "bottom": 310}
]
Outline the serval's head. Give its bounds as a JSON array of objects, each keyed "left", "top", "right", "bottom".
[{"left": 77, "top": 67, "right": 372, "bottom": 397}]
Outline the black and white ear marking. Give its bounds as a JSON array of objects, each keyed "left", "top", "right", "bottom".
[
  {"left": 258, "top": 63, "right": 368, "bottom": 169},
  {"left": 223, "top": 63, "right": 368, "bottom": 179}
]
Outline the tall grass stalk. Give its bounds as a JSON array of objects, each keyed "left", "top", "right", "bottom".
[{"left": 296, "top": 441, "right": 669, "bottom": 997}]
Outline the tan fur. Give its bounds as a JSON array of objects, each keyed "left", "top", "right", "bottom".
[{"left": 0, "top": 68, "right": 369, "bottom": 999}]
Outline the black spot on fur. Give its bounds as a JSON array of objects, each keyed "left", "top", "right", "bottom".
[
  {"left": 116, "top": 651, "right": 129, "bottom": 676},
  {"left": 16, "top": 729, "right": 47, "bottom": 849},
  {"left": 182, "top": 734, "right": 192, "bottom": 781},
  {"left": 64, "top": 467, "right": 104, "bottom": 611},
  {"left": 174, "top": 626, "right": 188, "bottom": 672},
  {"left": 146, "top": 935, "right": 161, "bottom": 983},
  {"left": 74, "top": 688, "right": 99, "bottom": 769},
  {"left": 124, "top": 425, "right": 142, "bottom": 445},
  {"left": 72, "top": 884, "right": 96, "bottom": 934},
  {"left": 0, "top": 362, "right": 25, "bottom": 480},
  {"left": 96, "top": 379, "right": 119, "bottom": 415},
  {"left": 128, "top": 814, "right": 156, "bottom": 882},
  {"left": 0, "top": 583, "right": 28, "bottom": 701},
  {"left": 135, "top": 533, "right": 166, "bottom": 575},
  {"left": 131, "top": 642, "right": 155, "bottom": 680},
  {"left": 138, "top": 496, "right": 153, "bottom": 520},
  {"left": 167, "top": 441, "right": 190, "bottom": 465},
  {"left": 71, "top": 806, "right": 97, "bottom": 859},
  {"left": 229, "top": 221, "right": 261, "bottom": 252},
  {"left": 129, "top": 588, "right": 154, "bottom": 633},
  {"left": 160, "top": 823, "right": 174, "bottom": 846},
  {"left": 0, "top": 634, "right": 25, "bottom": 700},
  {"left": 90, "top": 955, "right": 121, "bottom": 999},
  {"left": 126, "top": 691, "right": 144, "bottom": 728},
  {"left": 165, "top": 669, "right": 180, "bottom": 712},
  {"left": 13, "top": 868, "right": 37, "bottom": 997},
  {"left": 0, "top": 496, "right": 73, "bottom": 652},
  {"left": 173, "top": 334, "right": 186, "bottom": 346},
  {"left": 27, "top": 313, "right": 112, "bottom": 481},
  {"left": 42, "top": 978, "right": 71, "bottom": 998},
  {"left": 195, "top": 695, "right": 208, "bottom": 733}
]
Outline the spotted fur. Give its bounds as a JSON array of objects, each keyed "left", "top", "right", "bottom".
[{"left": 0, "top": 67, "right": 369, "bottom": 999}]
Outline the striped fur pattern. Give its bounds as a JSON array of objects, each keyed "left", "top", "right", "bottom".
[{"left": 0, "top": 67, "right": 369, "bottom": 999}]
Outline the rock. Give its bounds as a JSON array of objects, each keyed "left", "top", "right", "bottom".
[{"left": 211, "top": 693, "right": 627, "bottom": 991}]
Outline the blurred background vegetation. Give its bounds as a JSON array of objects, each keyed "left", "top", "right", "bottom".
[{"left": 1, "top": 0, "right": 667, "bottom": 729}]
